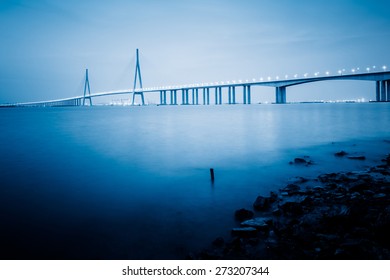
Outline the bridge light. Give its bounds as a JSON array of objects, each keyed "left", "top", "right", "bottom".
[
  {"left": 232, "top": 80, "right": 236, "bottom": 83},
  {"left": 325, "top": 71, "right": 330, "bottom": 75},
  {"left": 294, "top": 74, "right": 298, "bottom": 78},
  {"left": 304, "top": 73, "right": 308, "bottom": 78},
  {"left": 276, "top": 76, "right": 279, "bottom": 80},
  {"left": 373, "top": 66, "right": 376, "bottom": 69},
  {"left": 338, "top": 70, "right": 342, "bottom": 75},
  {"left": 366, "top": 67, "right": 370, "bottom": 72},
  {"left": 239, "top": 80, "right": 242, "bottom": 83},
  {"left": 314, "top": 72, "right": 319, "bottom": 76},
  {"left": 260, "top": 77, "right": 263, "bottom": 81},
  {"left": 252, "top": 78, "right": 256, "bottom": 82},
  {"left": 285, "top": 75, "right": 288, "bottom": 79},
  {"left": 267, "top": 77, "right": 271, "bottom": 81},
  {"left": 351, "top": 69, "right": 355, "bottom": 73},
  {"left": 383, "top": 65, "right": 387, "bottom": 71}
]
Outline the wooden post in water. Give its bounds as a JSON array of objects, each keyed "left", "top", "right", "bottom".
[{"left": 210, "top": 168, "right": 215, "bottom": 182}]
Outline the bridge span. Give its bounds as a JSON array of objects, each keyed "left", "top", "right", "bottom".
[{"left": 4, "top": 70, "right": 390, "bottom": 107}]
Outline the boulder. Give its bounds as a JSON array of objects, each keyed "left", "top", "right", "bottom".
[
  {"left": 335, "top": 151, "right": 348, "bottom": 157},
  {"left": 241, "top": 217, "right": 272, "bottom": 230},
  {"left": 253, "top": 195, "right": 271, "bottom": 211},
  {"left": 283, "top": 184, "right": 301, "bottom": 195},
  {"left": 294, "top": 158, "right": 307, "bottom": 164},
  {"left": 235, "top": 208, "right": 254, "bottom": 221}
]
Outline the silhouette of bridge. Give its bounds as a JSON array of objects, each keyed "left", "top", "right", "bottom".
[{"left": 2, "top": 50, "right": 390, "bottom": 107}]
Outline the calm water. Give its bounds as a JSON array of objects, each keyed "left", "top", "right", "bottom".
[{"left": 0, "top": 103, "right": 389, "bottom": 259}]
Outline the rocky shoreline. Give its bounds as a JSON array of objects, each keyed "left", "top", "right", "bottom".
[{"left": 195, "top": 152, "right": 390, "bottom": 260}]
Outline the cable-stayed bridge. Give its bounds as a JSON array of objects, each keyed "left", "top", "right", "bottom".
[{"left": 2, "top": 50, "right": 390, "bottom": 107}]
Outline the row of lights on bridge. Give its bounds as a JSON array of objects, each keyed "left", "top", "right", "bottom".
[{"left": 135, "top": 65, "right": 388, "bottom": 92}]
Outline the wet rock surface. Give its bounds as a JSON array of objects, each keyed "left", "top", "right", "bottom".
[{"left": 196, "top": 154, "right": 390, "bottom": 260}]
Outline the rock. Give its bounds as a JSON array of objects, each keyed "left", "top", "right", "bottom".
[
  {"left": 269, "top": 191, "right": 278, "bottom": 202},
  {"left": 253, "top": 196, "right": 271, "bottom": 211},
  {"left": 294, "top": 158, "right": 307, "bottom": 164},
  {"left": 348, "top": 155, "right": 366, "bottom": 160},
  {"left": 283, "top": 184, "right": 301, "bottom": 195},
  {"left": 348, "top": 180, "right": 369, "bottom": 192},
  {"left": 231, "top": 227, "right": 257, "bottom": 237},
  {"left": 335, "top": 151, "right": 348, "bottom": 157},
  {"left": 279, "top": 201, "right": 304, "bottom": 216},
  {"left": 235, "top": 208, "right": 254, "bottom": 221},
  {"left": 241, "top": 217, "right": 272, "bottom": 230},
  {"left": 373, "top": 193, "right": 386, "bottom": 199}
]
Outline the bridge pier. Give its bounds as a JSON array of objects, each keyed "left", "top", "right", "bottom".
[
  {"left": 387, "top": 81, "right": 390, "bottom": 101},
  {"left": 381, "top": 81, "right": 386, "bottom": 101},
  {"left": 376, "top": 81, "right": 380, "bottom": 101},
  {"left": 202, "top": 88, "right": 210, "bottom": 105},
  {"left": 243, "top": 85, "right": 251, "bottom": 104},
  {"left": 228, "top": 86, "right": 237, "bottom": 104},
  {"left": 169, "top": 90, "right": 177, "bottom": 105},
  {"left": 275, "top": 86, "right": 287, "bottom": 104},
  {"left": 375, "top": 80, "right": 390, "bottom": 102},
  {"left": 191, "top": 88, "right": 199, "bottom": 105},
  {"left": 214, "top": 87, "right": 222, "bottom": 105},
  {"left": 160, "top": 90, "right": 168, "bottom": 105},
  {"left": 181, "top": 89, "right": 190, "bottom": 105}
]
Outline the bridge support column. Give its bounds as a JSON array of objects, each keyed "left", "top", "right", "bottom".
[
  {"left": 215, "top": 88, "right": 218, "bottom": 105},
  {"left": 160, "top": 90, "right": 167, "bottom": 105},
  {"left": 247, "top": 85, "right": 251, "bottom": 104},
  {"left": 275, "top": 86, "right": 286, "bottom": 104},
  {"left": 387, "top": 81, "right": 390, "bottom": 101},
  {"left": 243, "top": 86, "right": 251, "bottom": 104},
  {"left": 170, "top": 90, "right": 177, "bottom": 105},
  {"left": 218, "top": 87, "right": 222, "bottom": 104},
  {"left": 228, "top": 87, "right": 232, "bottom": 104},
  {"left": 181, "top": 89, "right": 189, "bottom": 105},
  {"left": 195, "top": 88, "right": 199, "bottom": 105},
  {"left": 381, "top": 81, "right": 386, "bottom": 101},
  {"left": 376, "top": 81, "right": 381, "bottom": 101},
  {"left": 232, "top": 86, "right": 236, "bottom": 104},
  {"left": 206, "top": 88, "right": 210, "bottom": 105},
  {"left": 243, "top": 86, "right": 246, "bottom": 104}
]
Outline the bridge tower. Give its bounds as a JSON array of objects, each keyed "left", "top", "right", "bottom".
[
  {"left": 132, "top": 49, "right": 145, "bottom": 105},
  {"left": 83, "top": 68, "right": 92, "bottom": 106}
]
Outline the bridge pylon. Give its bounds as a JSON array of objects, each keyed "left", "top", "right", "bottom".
[
  {"left": 132, "top": 49, "right": 145, "bottom": 105},
  {"left": 83, "top": 69, "right": 92, "bottom": 106}
]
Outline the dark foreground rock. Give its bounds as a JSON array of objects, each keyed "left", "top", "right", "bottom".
[{"left": 195, "top": 154, "right": 390, "bottom": 260}]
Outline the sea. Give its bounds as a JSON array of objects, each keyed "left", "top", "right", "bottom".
[{"left": 0, "top": 103, "right": 389, "bottom": 259}]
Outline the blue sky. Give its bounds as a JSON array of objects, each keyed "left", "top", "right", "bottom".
[{"left": 1, "top": 0, "right": 390, "bottom": 103}]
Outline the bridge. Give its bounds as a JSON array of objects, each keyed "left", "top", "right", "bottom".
[{"left": 2, "top": 50, "right": 390, "bottom": 107}]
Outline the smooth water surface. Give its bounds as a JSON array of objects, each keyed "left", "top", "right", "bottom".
[{"left": 0, "top": 103, "right": 389, "bottom": 259}]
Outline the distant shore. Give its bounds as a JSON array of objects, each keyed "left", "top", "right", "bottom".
[{"left": 195, "top": 145, "right": 390, "bottom": 260}]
